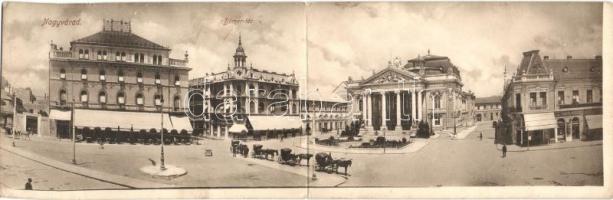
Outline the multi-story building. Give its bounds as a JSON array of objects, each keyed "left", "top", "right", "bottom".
[
  {"left": 48, "top": 19, "right": 192, "bottom": 139},
  {"left": 499, "top": 50, "right": 602, "bottom": 146},
  {"left": 189, "top": 36, "right": 349, "bottom": 140},
  {"left": 475, "top": 96, "right": 501, "bottom": 122},
  {"left": 345, "top": 51, "right": 475, "bottom": 133}
]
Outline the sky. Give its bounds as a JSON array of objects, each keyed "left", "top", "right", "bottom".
[{"left": 1, "top": 2, "right": 603, "bottom": 99}]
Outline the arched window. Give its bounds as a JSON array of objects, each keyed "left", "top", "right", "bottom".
[
  {"left": 139, "top": 53, "right": 144, "bottom": 63},
  {"left": 157, "top": 55, "right": 162, "bottom": 65},
  {"left": 434, "top": 95, "right": 441, "bottom": 109},
  {"left": 117, "top": 92, "right": 125, "bottom": 105},
  {"left": 99, "top": 70, "right": 106, "bottom": 81},
  {"left": 59, "top": 90, "right": 67, "bottom": 105},
  {"left": 79, "top": 49, "right": 84, "bottom": 59},
  {"left": 155, "top": 72, "right": 161, "bottom": 85},
  {"left": 98, "top": 91, "right": 106, "bottom": 104},
  {"left": 81, "top": 69, "right": 87, "bottom": 80},
  {"left": 117, "top": 70, "right": 124, "bottom": 82},
  {"left": 59, "top": 68, "right": 66, "bottom": 79},
  {"left": 153, "top": 55, "right": 158, "bottom": 65},
  {"left": 137, "top": 72, "right": 143, "bottom": 83},
  {"left": 174, "top": 75, "right": 180, "bottom": 86},
  {"left": 80, "top": 91, "right": 88, "bottom": 103},
  {"left": 134, "top": 53, "right": 139, "bottom": 63},
  {"left": 136, "top": 93, "right": 144, "bottom": 105},
  {"left": 102, "top": 51, "right": 107, "bottom": 60},
  {"left": 154, "top": 94, "right": 163, "bottom": 106},
  {"left": 121, "top": 52, "right": 126, "bottom": 61},
  {"left": 97, "top": 51, "right": 102, "bottom": 60},
  {"left": 84, "top": 49, "right": 89, "bottom": 59},
  {"left": 173, "top": 96, "right": 181, "bottom": 111},
  {"left": 116, "top": 52, "right": 121, "bottom": 60}
]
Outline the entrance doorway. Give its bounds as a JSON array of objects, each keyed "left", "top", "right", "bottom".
[
  {"left": 571, "top": 117, "right": 580, "bottom": 140},
  {"left": 56, "top": 120, "right": 70, "bottom": 139},
  {"left": 26, "top": 116, "right": 38, "bottom": 135}
]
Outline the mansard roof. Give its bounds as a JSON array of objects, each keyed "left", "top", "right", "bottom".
[{"left": 71, "top": 31, "right": 170, "bottom": 50}]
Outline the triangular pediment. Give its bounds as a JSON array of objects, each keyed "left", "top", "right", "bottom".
[{"left": 361, "top": 67, "right": 421, "bottom": 85}]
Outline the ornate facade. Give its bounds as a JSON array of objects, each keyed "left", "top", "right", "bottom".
[
  {"left": 346, "top": 52, "right": 475, "bottom": 132},
  {"left": 48, "top": 19, "right": 192, "bottom": 139},
  {"left": 499, "top": 50, "right": 602, "bottom": 146}
]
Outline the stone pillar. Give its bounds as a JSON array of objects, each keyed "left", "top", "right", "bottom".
[
  {"left": 245, "top": 83, "right": 250, "bottom": 114},
  {"left": 367, "top": 94, "right": 372, "bottom": 129},
  {"left": 396, "top": 91, "right": 402, "bottom": 130},
  {"left": 411, "top": 90, "right": 416, "bottom": 122},
  {"left": 362, "top": 94, "right": 367, "bottom": 125},
  {"left": 216, "top": 125, "right": 220, "bottom": 137},
  {"left": 554, "top": 126, "right": 558, "bottom": 143},
  {"left": 382, "top": 92, "right": 387, "bottom": 130},
  {"left": 417, "top": 91, "right": 423, "bottom": 120}
]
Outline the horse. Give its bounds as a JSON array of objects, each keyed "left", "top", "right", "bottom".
[
  {"left": 261, "top": 149, "right": 278, "bottom": 160},
  {"left": 296, "top": 153, "right": 313, "bottom": 166},
  {"left": 333, "top": 158, "right": 352, "bottom": 175}
]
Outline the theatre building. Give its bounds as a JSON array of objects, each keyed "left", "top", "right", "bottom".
[
  {"left": 500, "top": 50, "right": 602, "bottom": 146},
  {"left": 345, "top": 52, "right": 475, "bottom": 133},
  {"left": 48, "top": 19, "right": 192, "bottom": 139}
]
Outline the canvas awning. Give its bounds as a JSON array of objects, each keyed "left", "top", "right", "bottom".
[
  {"left": 248, "top": 116, "right": 302, "bottom": 131},
  {"left": 523, "top": 112, "right": 556, "bottom": 131},
  {"left": 585, "top": 115, "right": 602, "bottom": 129},
  {"left": 73, "top": 109, "right": 176, "bottom": 131},
  {"left": 169, "top": 115, "right": 193, "bottom": 132},
  {"left": 49, "top": 109, "right": 71, "bottom": 121},
  {"left": 228, "top": 124, "right": 248, "bottom": 134}
]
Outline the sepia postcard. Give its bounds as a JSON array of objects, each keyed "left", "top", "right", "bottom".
[{"left": 0, "top": 1, "right": 611, "bottom": 199}]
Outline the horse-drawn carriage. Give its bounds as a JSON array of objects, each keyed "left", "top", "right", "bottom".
[
  {"left": 315, "top": 152, "right": 352, "bottom": 175},
  {"left": 278, "top": 148, "right": 299, "bottom": 165}
]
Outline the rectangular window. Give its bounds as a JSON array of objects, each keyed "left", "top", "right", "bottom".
[
  {"left": 175, "top": 80, "right": 180, "bottom": 86},
  {"left": 100, "top": 96, "right": 106, "bottom": 104},
  {"left": 81, "top": 94, "right": 88, "bottom": 102},
  {"left": 155, "top": 98, "right": 162, "bottom": 106},
  {"left": 557, "top": 91, "right": 565, "bottom": 105},
  {"left": 539, "top": 92, "right": 547, "bottom": 107},
  {"left": 81, "top": 74, "right": 87, "bottom": 80},
  {"left": 118, "top": 96, "right": 125, "bottom": 104},
  {"left": 137, "top": 77, "right": 143, "bottom": 83},
  {"left": 587, "top": 90, "right": 593, "bottom": 103},
  {"left": 118, "top": 76, "right": 124, "bottom": 82},
  {"left": 136, "top": 97, "right": 144, "bottom": 105},
  {"left": 103, "top": 51, "right": 107, "bottom": 60},
  {"left": 572, "top": 90, "right": 579, "bottom": 104},
  {"left": 529, "top": 92, "right": 537, "bottom": 106},
  {"left": 155, "top": 79, "right": 161, "bottom": 85},
  {"left": 99, "top": 75, "right": 105, "bottom": 81},
  {"left": 434, "top": 114, "right": 441, "bottom": 126},
  {"left": 60, "top": 73, "right": 66, "bottom": 79},
  {"left": 84, "top": 50, "right": 89, "bottom": 59}
]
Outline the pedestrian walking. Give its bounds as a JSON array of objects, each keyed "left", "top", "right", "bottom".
[
  {"left": 479, "top": 132, "right": 483, "bottom": 141},
  {"left": 502, "top": 144, "right": 507, "bottom": 158},
  {"left": 25, "top": 178, "right": 33, "bottom": 190}
]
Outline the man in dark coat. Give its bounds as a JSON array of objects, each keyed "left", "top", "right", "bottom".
[
  {"left": 25, "top": 178, "right": 32, "bottom": 190},
  {"left": 502, "top": 144, "right": 507, "bottom": 158}
]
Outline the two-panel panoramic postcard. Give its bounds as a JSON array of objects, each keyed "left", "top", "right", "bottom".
[{"left": 0, "top": 1, "right": 611, "bottom": 199}]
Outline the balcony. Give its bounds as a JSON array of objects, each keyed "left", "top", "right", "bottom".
[
  {"left": 559, "top": 102, "right": 602, "bottom": 109},
  {"left": 528, "top": 104, "right": 548, "bottom": 110},
  {"left": 50, "top": 50, "right": 73, "bottom": 59},
  {"left": 169, "top": 58, "right": 187, "bottom": 68}
]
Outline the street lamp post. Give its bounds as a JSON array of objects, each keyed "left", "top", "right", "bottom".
[
  {"left": 71, "top": 101, "right": 76, "bottom": 164},
  {"left": 12, "top": 88, "right": 16, "bottom": 147},
  {"left": 160, "top": 100, "right": 166, "bottom": 171}
]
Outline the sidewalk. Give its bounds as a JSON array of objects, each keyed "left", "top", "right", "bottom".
[
  {"left": 496, "top": 140, "right": 603, "bottom": 152},
  {"left": 0, "top": 137, "right": 178, "bottom": 189}
]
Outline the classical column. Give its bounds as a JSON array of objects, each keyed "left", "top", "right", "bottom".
[
  {"left": 245, "top": 83, "right": 250, "bottom": 114},
  {"left": 362, "top": 94, "right": 367, "bottom": 125},
  {"left": 417, "top": 90, "right": 423, "bottom": 120},
  {"left": 382, "top": 92, "right": 387, "bottom": 130},
  {"left": 255, "top": 83, "right": 260, "bottom": 114},
  {"left": 289, "top": 89, "right": 293, "bottom": 114},
  {"left": 367, "top": 94, "right": 372, "bottom": 128},
  {"left": 411, "top": 90, "right": 416, "bottom": 121},
  {"left": 396, "top": 91, "right": 402, "bottom": 130}
]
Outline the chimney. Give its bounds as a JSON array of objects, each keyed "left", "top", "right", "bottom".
[
  {"left": 566, "top": 55, "right": 572, "bottom": 59},
  {"left": 543, "top": 56, "right": 549, "bottom": 60}
]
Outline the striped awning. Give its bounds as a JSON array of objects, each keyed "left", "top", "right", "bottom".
[
  {"left": 523, "top": 112, "right": 556, "bottom": 131},
  {"left": 49, "top": 109, "right": 71, "bottom": 120},
  {"left": 248, "top": 116, "right": 302, "bottom": 131}
]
